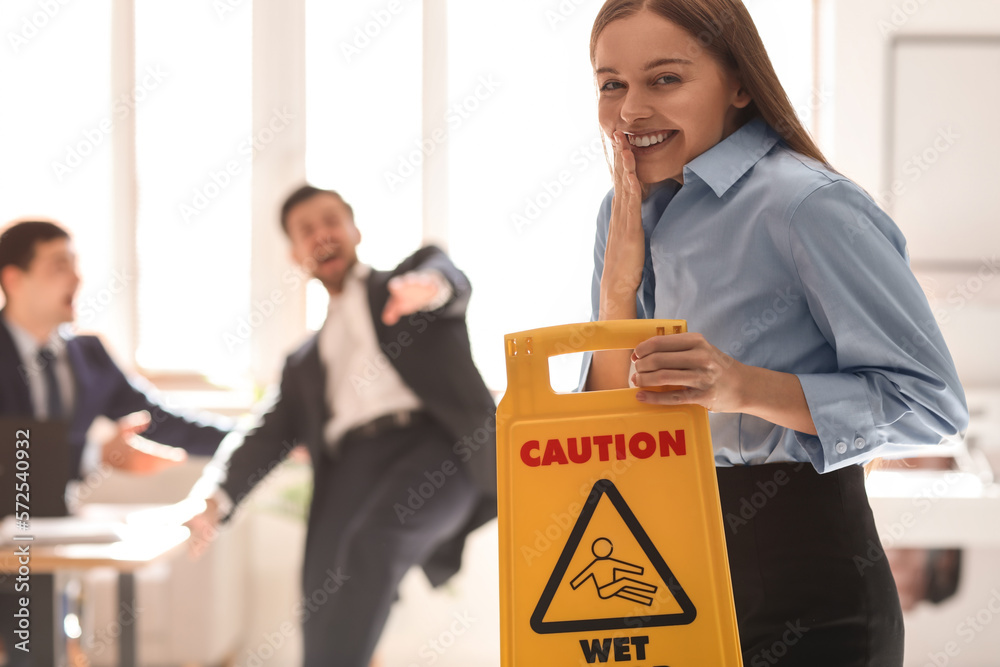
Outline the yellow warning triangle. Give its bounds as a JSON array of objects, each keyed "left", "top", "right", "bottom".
[{"left": 531, "top": 479, "right": 697, "bottom": 634}]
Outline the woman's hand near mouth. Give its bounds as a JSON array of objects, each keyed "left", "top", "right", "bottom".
[
  {"left": 600, "top": 130, "right": 644, "bottom": 321},
  {"left": 587, "top": 130, "right": 646, "bottom": 390}
]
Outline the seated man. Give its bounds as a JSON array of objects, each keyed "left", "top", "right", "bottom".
[
  {"left": 0, "top": 220, "right": 230, "bottom": 665},
  {"left": 186, "top": 185, "right": 497, "bottom": 667},
  {"left": 0, "top": 220, "right": 230, "bottom": 473}
]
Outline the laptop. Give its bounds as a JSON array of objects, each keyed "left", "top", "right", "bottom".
[{"left": 0, "top": 417, "right": 71, "bottom": 519}]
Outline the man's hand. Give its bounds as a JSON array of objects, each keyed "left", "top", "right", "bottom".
[
  {"left": 381, "top": 272, "right": 445, "bottom": 326},
  {"left": 136, "top": 497, "right": 222, "bottom": 560},
  {"left": 101, "top": 410, "right": 187, "bottom": 474},
  {"left": 182, "top": 496, "right": 222, "bottom": 559}
]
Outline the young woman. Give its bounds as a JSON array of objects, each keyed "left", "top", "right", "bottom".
[{"left": 584, "top": 1, "right": 968, "bottom": 665}]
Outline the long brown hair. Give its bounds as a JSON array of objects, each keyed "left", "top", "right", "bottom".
[{"left": 590, "top": 0, "right": 830, "bottom": 167}]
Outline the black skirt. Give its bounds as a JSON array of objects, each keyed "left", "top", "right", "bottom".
[{"left": 717, "top": 463, "right": 904, "bottom": 667}]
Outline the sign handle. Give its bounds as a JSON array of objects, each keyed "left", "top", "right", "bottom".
[{"left": 502, "top": 319, "right": 687, "bottom": 400}]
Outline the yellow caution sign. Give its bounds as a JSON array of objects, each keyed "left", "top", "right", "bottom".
[{"left": 497, "top": 320, "right": 742, "bottom": 666}]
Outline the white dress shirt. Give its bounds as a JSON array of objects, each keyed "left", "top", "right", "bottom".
[
  {"left": 319, "top": 262, "right": 450, "bottom": 450},
  {"left": 198, "top": 259, "right": 453, "bottom": 512}
]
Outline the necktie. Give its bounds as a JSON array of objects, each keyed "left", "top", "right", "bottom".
[{"left": 38, "top": 346, "right": 65, "bottom": 420}]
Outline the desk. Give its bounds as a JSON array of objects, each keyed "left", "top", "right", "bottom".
[{"left": 0, "top": 520, "right": 189, "bottom": 667}]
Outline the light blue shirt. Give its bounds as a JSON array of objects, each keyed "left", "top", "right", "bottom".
[{"left": 584, "top": 117, "right": 968, "bottom": 473}]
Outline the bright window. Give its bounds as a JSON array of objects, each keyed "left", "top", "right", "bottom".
[
  {"left": 305, "top": 0, "right": 425, "bottom": 325},
  {"left": 133, "top": 0, "right": 252, "bottom": 382},
  {"left": 0, "top": 0, "right": 115, "bottom": 331},
  {"left": 744, "top": 0, "right": 817, "bottom": 133}
]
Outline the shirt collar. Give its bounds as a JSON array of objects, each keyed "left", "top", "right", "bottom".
[
  {"left": 326, "top": 261, "right": 371, "bottom": 308},
  {"left": 0, "top": 313, "right": 67, "bottom": 363},
  {"left": 682, "top": 117, "right": 780, "bottom": 198},
  {"left": 351, "top": 261, "right": 372, "bottom": 281}
]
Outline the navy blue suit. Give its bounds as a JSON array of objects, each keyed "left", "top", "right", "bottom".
[
  {"left": 0, "top": 311, "right": 228, "bottom": 665},
  {"left": 0, "top": 310, "right": 228, "bottom": 479}
]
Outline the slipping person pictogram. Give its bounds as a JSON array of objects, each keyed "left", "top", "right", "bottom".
[
  {"left": 571, "top": 537, "right": 657, "bottom": 606},
  {"left": 530, "top": 479, "right": 697, "bottom": 634}
]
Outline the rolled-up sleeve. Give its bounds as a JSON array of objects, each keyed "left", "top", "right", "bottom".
[{"left": 787, "top": 179, "right": 968, "bottom": 472}]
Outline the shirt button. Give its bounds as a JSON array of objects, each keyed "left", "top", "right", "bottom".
[
  {"left": 854, "top": 437, "right": 866, "bottom": 450},
  {"left": 835, "top": 441, "right": 848, "bottom": 455}
]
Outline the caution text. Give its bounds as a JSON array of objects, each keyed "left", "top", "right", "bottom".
[{"left": 521, "top": 431, "right": 686, "bottom": 467}]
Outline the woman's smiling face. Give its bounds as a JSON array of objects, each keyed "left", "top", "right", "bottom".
[{"left": 594, "top": 9, "right": 751, "bottom": 185}]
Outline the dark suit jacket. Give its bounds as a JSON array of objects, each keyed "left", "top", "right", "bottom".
[
  {"left": 0, "top": 310, "right": 228, "bottom": 479},
  {"left": 213, "top": 246, "right": 498, "bottom": 586}
]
